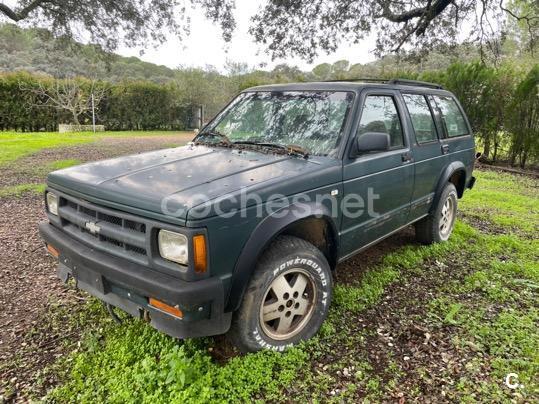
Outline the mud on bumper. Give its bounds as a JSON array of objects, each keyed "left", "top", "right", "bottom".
[{"left": 39, "top": 222, "right": 231, "bottom": 338}]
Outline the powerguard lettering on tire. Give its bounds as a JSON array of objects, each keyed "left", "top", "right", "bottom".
[
  {"left": 228, "top": 236, "right": 332, "bottom": 352},
  {"left": 39, "top": 79, "right": 476, "bottom": 352}
]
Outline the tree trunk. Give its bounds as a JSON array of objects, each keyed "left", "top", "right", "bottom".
[
  {"left": 483, "top": 133, "right": 491, "bottom": 159},
  {"left": 520, "top": 151, "right": 528, "bottom": 168},
  {"left": 493, "top": 140, "right": 498, "bottom": 163},
  {"left": 71, "top": 110, "right": 80, "bottom": 125}
]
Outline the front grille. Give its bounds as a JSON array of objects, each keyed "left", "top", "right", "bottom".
[{"left": 57, "top": 194, "right": 149, "bottom": 265}]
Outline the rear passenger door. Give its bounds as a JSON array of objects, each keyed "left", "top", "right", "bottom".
[
  {"left": 400, "top": 93, "right": 446, "bottom": 221},
  {"left": 431, "top": 95, "right": 476, "bottom": 180},
  {"left": 341, "top": 90, "right": 414, "bottom": 257}
]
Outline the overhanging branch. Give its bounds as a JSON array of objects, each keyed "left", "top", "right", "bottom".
[
  {"left": 0, "top": 0, "right": 49, "bottom": 22},
  {"left": 378, "top": 0, "right": 454, "bottom": 25}
]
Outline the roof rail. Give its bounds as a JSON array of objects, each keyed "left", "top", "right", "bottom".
[
  {"left": 320, "top": 77, "right": 444, "bottom": 89},
  {"left": 387, "top": 79, "right": 444, "bottom": 89},
  {"left": 322, "top": 77, "right": 389, "bottom": 84}
]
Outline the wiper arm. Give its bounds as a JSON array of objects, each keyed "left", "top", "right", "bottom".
[
  {"left": 285, "top": 144, "right": 310, "bottom": 158},
  {"left": 233, "top": 141, "right": 310, "bottom": 158},
  {"left": 194, "top": 130, "right": 232, "bottom": 145}
]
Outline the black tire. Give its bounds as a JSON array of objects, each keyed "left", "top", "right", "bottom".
[
  {"left": 415, "top": 182, "right": 458, "bottom": 244},
  {"left": 227, "top": 235, "right": 332, "bottom": 353}
]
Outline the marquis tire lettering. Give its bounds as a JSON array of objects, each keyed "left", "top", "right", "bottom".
[{"left": 227, "top": 235, "right": 333, "bottom": 353}]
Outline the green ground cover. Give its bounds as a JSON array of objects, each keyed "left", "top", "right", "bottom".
[
  {"left": 1, "top": 133, "right": 536, "bottom": 402},
  {"left": 41, "top": 170, "right": 538, "bottom": 402}
]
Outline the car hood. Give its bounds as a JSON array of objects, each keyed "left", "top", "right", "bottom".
[{"left": 47, "top": 145, "right": 339, "bottom": 222}]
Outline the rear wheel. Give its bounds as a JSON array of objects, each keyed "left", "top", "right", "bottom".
[
  {"left": 415, "top": 182, "right": 458, "bottom": 244},
  {"left": 228, "top": 236, "right": 332, "bottom": 353}
]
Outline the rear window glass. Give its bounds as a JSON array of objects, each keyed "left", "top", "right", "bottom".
[
  {"left": 403, "top": 94, "right": 438, "bottom": 143},
  {"left": 433, "top": 96, "right": 469, "bottom": 137}
]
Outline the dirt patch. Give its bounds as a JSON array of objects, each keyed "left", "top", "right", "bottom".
[
  {"left": 0, "top": 195, "right": 60, "bottom": 354},
  {"left": 459, "top": 212, "right": 508, "bottom": 236},
  {"left": 1, "top": 134, "right": 195, "bottom": 401},
  {"left": 358, "top": 260, "right": 473, "bottom": 401},
  {"left": 0, "top": 194, "right": 88, "bottom": 401},
  {"left": 0, "top": 133, "right": 193, "bottom": 188},
  {"left": 476, "top": 162, "right": 539, "bottom": 178}
]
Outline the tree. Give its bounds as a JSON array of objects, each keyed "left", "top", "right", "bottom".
[
  {"left": 248, "top": 0, "right": 539, "bottom": 60},
  {"left": 0, "top": 0, "right": 235, "bottom": 52},
  {"left": 22, "top": 78, "right": 106, "bottom": 125},
  {"left": 423, "top": 62, "right": 516, "bottom": 161},
  {"left": 507, "top": 65, "right": 539, "bottom": 167}
]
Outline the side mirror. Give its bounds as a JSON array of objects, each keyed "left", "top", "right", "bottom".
[{"left": 351, "top": 132, "right": 390, "bottom": 157}]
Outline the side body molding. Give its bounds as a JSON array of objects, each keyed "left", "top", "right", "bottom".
[{"left": 225, "top": 202, "right": 339, "bottom": 311}]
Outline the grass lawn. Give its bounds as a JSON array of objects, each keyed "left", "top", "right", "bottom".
[
  {"left": 0, "top": 131, "right": 193, "bottom": 166},
  {"left": 20, "top": 169, "right": 535, "bottom": 402}
]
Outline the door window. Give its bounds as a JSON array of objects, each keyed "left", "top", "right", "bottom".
[
  {"left": 433, "top": 96, "right": 469, "bottom": 137},
  {"left": 358, "top": 95, "right": 404, "bottom": 148},
  {"left": 403, "top": 94, "right": 438, "bottom": 144}
]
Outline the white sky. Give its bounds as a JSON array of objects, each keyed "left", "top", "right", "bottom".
[{"left": 116, "top": 0, "right": 377, "bottom": 72}]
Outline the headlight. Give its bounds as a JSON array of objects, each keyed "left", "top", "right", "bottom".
[
  {"left": 158, "top": 230, "right": 188, "bottom": 265},
  {"left": 46, "top": 192, "right": 58, "bottom": 216}
]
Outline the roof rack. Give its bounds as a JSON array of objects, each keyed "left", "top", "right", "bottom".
[
  {"left": 387, "top": 79, "right": 443, "bottom": 89},
  {"left": 321, "top": 77, "right": 444, "bottom": 89},
  {"left": 323, "top": 77, "right": 389, "bottom": 84}
]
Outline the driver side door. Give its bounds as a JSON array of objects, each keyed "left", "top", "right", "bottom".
[{"left": 340, "top": 90, "right": 415, "bottom": 259}]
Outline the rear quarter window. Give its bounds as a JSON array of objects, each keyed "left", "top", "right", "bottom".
[{"left": 433, "top": 96, "right": 469, "bottom": 138}]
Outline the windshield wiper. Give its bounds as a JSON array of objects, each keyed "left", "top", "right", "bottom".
[
  {"left": 233, "top": 141, "right": 310, "bottom": 158},
  {"left": 194, "top": 130, "right": 232, "bottom": 145}
]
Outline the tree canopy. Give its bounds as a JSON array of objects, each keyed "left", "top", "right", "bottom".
[
  {"left": 250, "top": 0, "right": 539, "bottom": 60},
  {"left": 0, "top": 0, "right": 235, "bottom": 51},
  {"left": 1, "top": 0, "right": 537, "bottom": 58}
]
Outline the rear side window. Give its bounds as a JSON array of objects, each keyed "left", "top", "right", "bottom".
[
  {"left": 358, "top": 95, "right": 404, "bottom": 148},
  {"left": 402, "top": 94, "right": 438, "bottom": 143},
  {"left": 433, "top": 96, "right": 469, "bottom": 137}
]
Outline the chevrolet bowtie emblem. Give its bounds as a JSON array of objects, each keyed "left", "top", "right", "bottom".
[{"left": 85, "top": 221, "right": 101, "bottom": 234}]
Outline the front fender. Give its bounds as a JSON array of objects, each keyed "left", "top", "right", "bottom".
[{"left": 225, "top": 201, "right": 338, "bottom": 311}]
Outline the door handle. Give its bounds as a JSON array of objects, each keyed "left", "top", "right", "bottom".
[
  {"left": 441, "top": 144, "right": 450, "bottom": 154},
  {"left": 401, "top": 151, "right": 413, "bottom": 163}
]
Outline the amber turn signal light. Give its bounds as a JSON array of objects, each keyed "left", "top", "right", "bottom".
[
  {"left": 46, "top": 244, "right": 59, "bottom": 258},
  {"left": 149, "top": 297, "right": 183, "bottom": 318},
  {"left": 193, "top": 234, "right": 207, "bottom": 273}
]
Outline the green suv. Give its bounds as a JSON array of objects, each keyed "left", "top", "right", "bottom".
[{"left": 39, "top": 79, "right": 476, "bottom": 352}]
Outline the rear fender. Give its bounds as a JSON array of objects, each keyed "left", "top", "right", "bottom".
[{"left": 431, "top": 161, "right": 466, "bottom": 212}]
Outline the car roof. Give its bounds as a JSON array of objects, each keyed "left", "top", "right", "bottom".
[{"left": 245, "top": 81, "right": 453, "bottom": 96}]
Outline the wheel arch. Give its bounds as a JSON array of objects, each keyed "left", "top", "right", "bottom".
[
  {"left": 431, "top": 161, "right": 467, "bottom": 212},
  {"left": 225, "top": 202, "right": 339, "bottom": 312}
]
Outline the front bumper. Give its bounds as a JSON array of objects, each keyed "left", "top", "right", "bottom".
[{"left": 39, "top": 222, "right": 231, "bottom": 338}]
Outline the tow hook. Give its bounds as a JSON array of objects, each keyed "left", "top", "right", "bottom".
[{"left": 104, "top": 303, "right": 122, "bottom": 324}]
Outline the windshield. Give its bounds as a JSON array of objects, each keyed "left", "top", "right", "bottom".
[{"left": 205, "top": 91, "right": 354, "bottom": 156}]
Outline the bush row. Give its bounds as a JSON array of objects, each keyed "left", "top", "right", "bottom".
[
  {"left": 1, "top": 62, "right": 538, "bottom": 167},
  {"left": 0, "top": 72, "right": 196, "bottom": 131}
]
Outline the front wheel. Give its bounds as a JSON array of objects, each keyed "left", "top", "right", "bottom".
[
  {"left": 415, "top": 182, "right": 458, "bottom": 244},
  {"left": 227, "top": 236, "right": 332, "bottom": 353}
]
